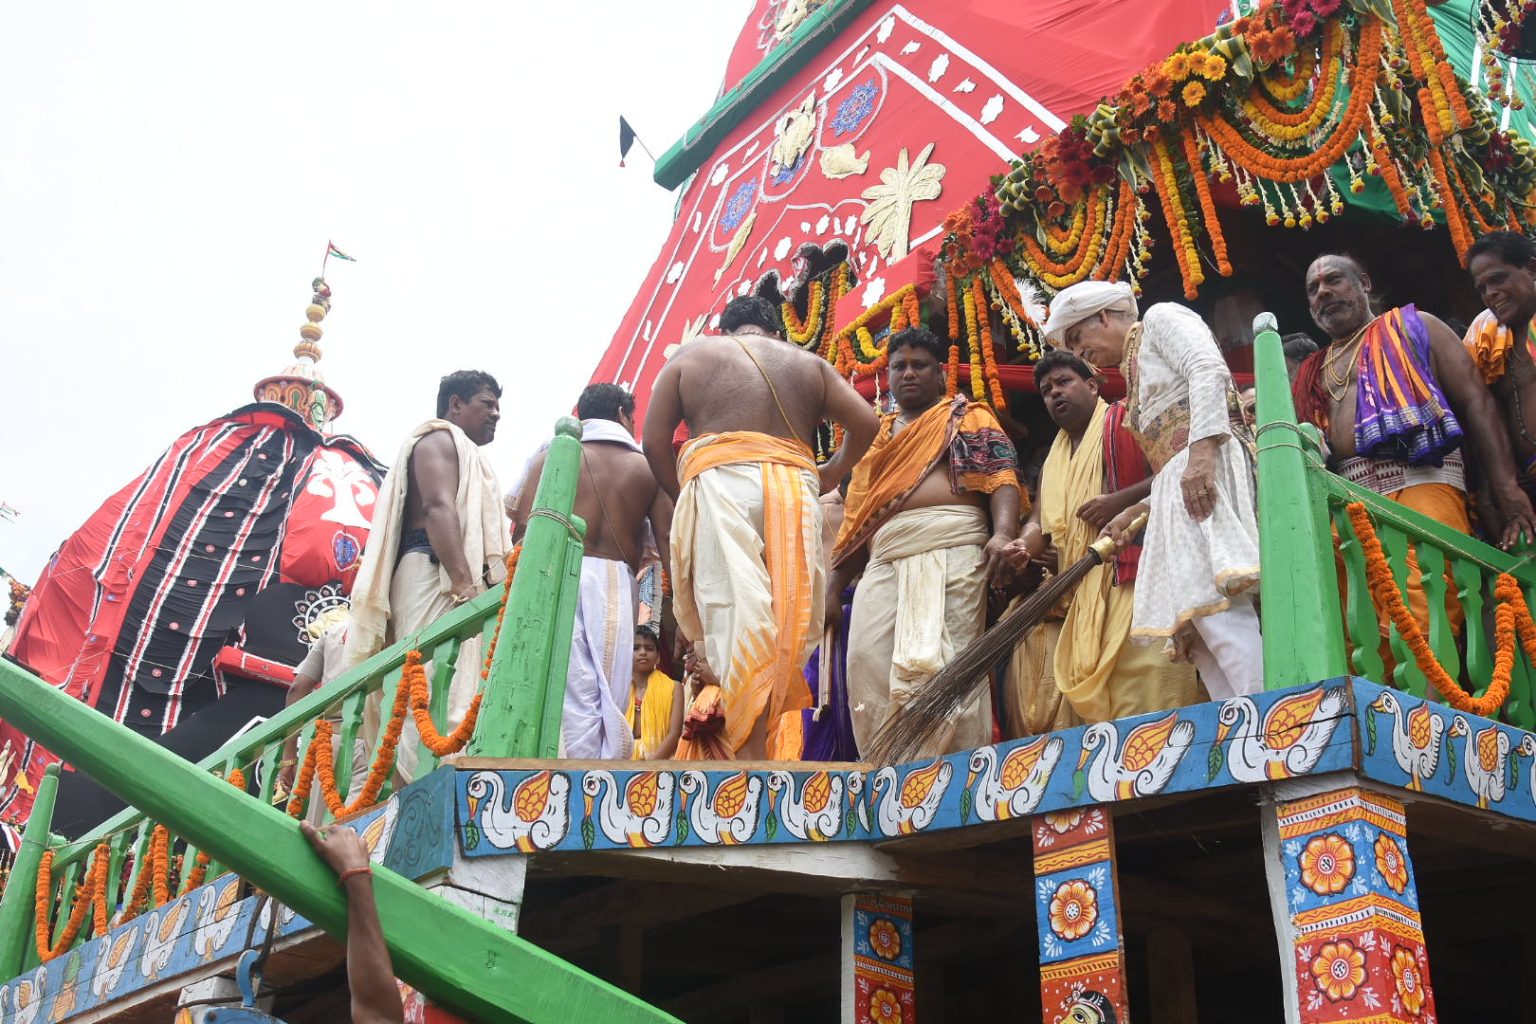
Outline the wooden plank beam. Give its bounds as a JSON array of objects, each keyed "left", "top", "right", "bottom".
[{"left": 0, "top": 656, "right": 679, "bottom": 1024}]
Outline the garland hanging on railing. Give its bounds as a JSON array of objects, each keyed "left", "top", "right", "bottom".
[
  {"left": 287, "top": 548, "right": 517, "bottom": 821},
  {"left": 33, "top": 769, "right": 247, "bottom": 961},
  {"left": 35, "top": 845, "right": 108, "bottom": 962},
  {"left": 1345, "top": 502, "right": 1533, "bottom": 717},
  {"left": 28, "top": 550, "right": 528, "bottom": 962},
  {"left": 932, "top": 0, "right": 1536, "bottom": 312}
]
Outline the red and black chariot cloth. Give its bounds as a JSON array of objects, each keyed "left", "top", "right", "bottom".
[{"left": 1, "top": 404, "right": 383, "bottom": 829}]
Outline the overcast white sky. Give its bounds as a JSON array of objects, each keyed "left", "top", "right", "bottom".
[{"left": 0, "top": 2, "right": 749, "bottom": 583}]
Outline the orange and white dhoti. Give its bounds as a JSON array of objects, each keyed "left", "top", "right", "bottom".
[{"left": 671, "top": 432, "right": 823, "bottom": 757}]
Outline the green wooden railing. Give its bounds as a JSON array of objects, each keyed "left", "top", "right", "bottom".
[
  {"left": 1254, "top": 314, "right": 1536, "bottom": 729},
  {"left": 0, "top": 419, "right": 678, "bottom": 1023}
]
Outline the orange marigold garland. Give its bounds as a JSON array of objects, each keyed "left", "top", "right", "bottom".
[
  {"left": 971, "top": 276, "right": 1007, "bottom": 411},
  {"left": 35, "top": 844, "right": 109, "bottom": 962},
  {"left": 1346, "top": 502, "right": 1522, "bottom": 716},
  {"left": 830, "top": 284, "right": 919, "bottom": 379},
  {"left": 1182, "top": 131, "right": 1232, "bottom": 278},
  {"left": 1149, "top": 138, "right": 1203, "bottom": 299},
  {"left": 408, "top": 651, "right": 483, "bottom": 758}
]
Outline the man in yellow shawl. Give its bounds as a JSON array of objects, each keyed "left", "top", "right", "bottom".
[
  {"left": 643, "top": 296, "right": 878, "bottom": 759},
  {"left": 1007, "top": 351, "right": 1202, "bottom": 723},
  {"left": 829, "top": 326, "right": 1022, "bottom": 757}
]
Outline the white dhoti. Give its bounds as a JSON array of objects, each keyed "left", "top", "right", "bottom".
[
  {"left": 344, "top": 418, "right": 508, "bottom": 789},
  {"left": 672, "top": 433, "right": 823, "bottom": 757},
  {"left": 359, "top": 551, "right": 487, "bottom": 785},
  {"left": 847, "top": 505, "right": 993, "bottom": 757},
  {"left": 563, "top": 556, "right": 637, "bottom": 760}
]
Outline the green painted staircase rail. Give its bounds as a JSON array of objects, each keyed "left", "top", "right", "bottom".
[
  {"left": 0, "top": 418, "right": 678, "bottom": 1022},
  {"left": 1253, "top": 314, "right": 1536, "bottom": 727}
]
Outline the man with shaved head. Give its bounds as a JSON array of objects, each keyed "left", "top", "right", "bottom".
[
  {"left": 1293, "top": 254, "right": 1535, "bottom": 640},
  {"left": 1294, "top": 254, "right": 1533, "bottom": 545}
]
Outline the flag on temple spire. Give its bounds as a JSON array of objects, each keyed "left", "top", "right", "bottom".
[
  {"left": 326, "top": 241, "right": 356, "bottom": 262},
  {"left": 619, "top": 116, "right": 637, "bottom": 167}
]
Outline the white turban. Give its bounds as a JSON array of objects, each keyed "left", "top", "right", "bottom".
[{"left": 1042, "top": 281, "right": 1137, "bottom": 345}]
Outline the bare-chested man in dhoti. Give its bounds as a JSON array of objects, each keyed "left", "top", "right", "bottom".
[
  {"left": 345, "top": 370, "right": 509, "bottom": 783},
  {"left": 643, "top": 295, "right": 878, "bottom": 760},
  {"left": 1293, "top": 255, "right": 1535, "bottom": 642},
  {"left": 515, "top": 383, "right": 672, "bottom": 759}
]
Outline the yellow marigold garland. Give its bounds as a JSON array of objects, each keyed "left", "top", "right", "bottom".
[{"left": 1345, "top": 502, "right": 1526, "bottom": 716}]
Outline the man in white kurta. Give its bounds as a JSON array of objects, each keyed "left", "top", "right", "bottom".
[{"left": 1045, "top": 283, "right": 1262, "bottom": 699}]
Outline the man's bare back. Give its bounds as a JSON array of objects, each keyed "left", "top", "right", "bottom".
[
  {"left": 514, "top": 438, "right": 673, "bottom": 576},
  {"left": 572, "top": 441, "right": 665, "bottom": 572},
  {"left": 673, "top": 335, "right": 830, "bottom": 441},
  {"left": 643, "top": 330, "right": 879, "bottom": 500}
]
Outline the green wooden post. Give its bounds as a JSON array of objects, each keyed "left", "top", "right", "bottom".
[
  {"left": 1253, "top": 312, "right": 1349, "bottom": 687},
  {"left": 0, "top": 764, "right": 59, "bottom": 977},
  {"left": 468, "top": 417, "right": 587, "bottom": 759},
  {"left": 0, "top": 657, "right": 678, "bottom": 1024}
]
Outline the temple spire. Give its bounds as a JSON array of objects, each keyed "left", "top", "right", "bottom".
[{"left": 253, "top": 275, "right": 345, "bottom": 431}]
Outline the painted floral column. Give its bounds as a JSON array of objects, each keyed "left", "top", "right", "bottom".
[
  {"left": 1032, "top": 806, "right": 1130, "bottom": 1024},
  {"left": 843, "top": 894, "right": 915, "bottom": 1024},
  {"left": 1272, "top": 787, "right": 1435, "bottom": 1022}
]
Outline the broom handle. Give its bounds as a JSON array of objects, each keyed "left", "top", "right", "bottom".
[{"left": 1087, "top": 510, "right": 1149, "bottom": 561}]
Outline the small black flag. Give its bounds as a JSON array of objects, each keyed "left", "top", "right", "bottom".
[{"left": 619, "top": 116, "right": 637, "bottom": 168}]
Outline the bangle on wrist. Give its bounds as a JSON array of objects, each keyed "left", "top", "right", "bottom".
[{"left": 337, "top": 866, "right": 373, "bottom": 887}]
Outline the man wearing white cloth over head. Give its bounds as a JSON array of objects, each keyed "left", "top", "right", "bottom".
[
  {"left": 1038, "top": 282, "right": 1262, "bottom": 699},
  {"left": 515, "top": 383, "right": 673, "bottom": 759},
  {"left": 345, "top": 370, "right": 510, "bottom": 784}
]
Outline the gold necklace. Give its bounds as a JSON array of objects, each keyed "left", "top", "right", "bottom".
[{"left": 1325, "top": 324, "right": 1369, "bottom": 401}]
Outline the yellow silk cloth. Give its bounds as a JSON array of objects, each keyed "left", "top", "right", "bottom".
[
  {"left": 672, "top": 432, "right": 822, "bottom": 756},
  {"left": 625, "top": 670, "right": 680, "bottom": 760},
  {"left": 1003, "top": 613, "right": 1081, "bottom": 737},
  {"left": 1462, "top": 308, "right": 1534, "bottom": 385},
  {"left": 834, "top": 397, "right": 1020, "bottom": 566},
  {"left": 1039, "top": 400, "right": 1201, "bottom": 722}
]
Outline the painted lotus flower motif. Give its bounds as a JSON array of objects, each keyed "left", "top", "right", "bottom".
[
  {"left": 1299, "top": 833, "right": 1354, "bottom": 896},
  {"left": 1048, "top": 879, "right": 1099, "bottom": 942},
  {"left": 868, "top": 917, "right": 902, "bottom": 960},
  {"left": 1374, "top": 833, "right": 1408, "bottom": 894},
  {"left": 1310, "top": 940, "right": 1366, "bottom": 1002},
  {"left": 1391, "top": 946, "right": 1426, "bottom": 1015},
  {"left": 1044, "top": 809, "right": 1085, "bottom": 834},
  {"left": 868, "top": 986, "right": 902, "bottom": 1023}
]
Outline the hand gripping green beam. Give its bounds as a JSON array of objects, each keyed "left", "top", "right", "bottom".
[{"left": 0, "top": 660, "right": 675, "bottom": 1024}]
